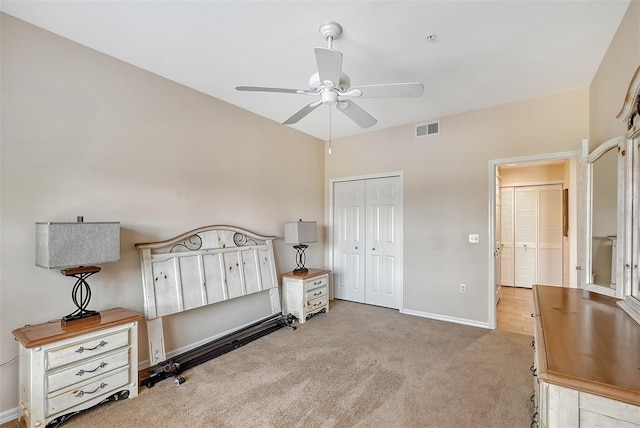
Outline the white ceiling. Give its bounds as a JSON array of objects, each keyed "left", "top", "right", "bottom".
[{"left": 1, "top": 1, "right": 631, "bottom": 141}]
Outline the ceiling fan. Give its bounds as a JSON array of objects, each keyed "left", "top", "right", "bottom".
[{"left": 236, "top": 21, "right": 424, "bottom": 129}]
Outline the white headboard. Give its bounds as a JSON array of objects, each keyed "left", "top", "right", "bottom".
[{"left": 135, "top": 225, "right": 282, "bottom": 365}]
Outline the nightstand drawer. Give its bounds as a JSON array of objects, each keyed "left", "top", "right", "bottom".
[
  {"left": 305, "top": 276, "right": 327, "bottom": 290},
  {"left": 47, "top": 348, "right": 130, "bottom": 392},
  {"left": 46, "top": 367, "right": 130, "bottom": 417},
  {"left": 306, "top": 285, "right": 327, "bottom": 301},
  {"left": 306, "top": 295, "right": 328, "bottom": 311},
  {"left": 46, "top": 329, "right": 130, "bottom": 370}
]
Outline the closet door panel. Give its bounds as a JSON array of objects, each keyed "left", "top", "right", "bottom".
[
  {"left": 333, "top": 181, "right": 366, "bottom": 303},
  {"left": 501, "top": 187, "right": 514, "bottom": 286},
  {"left": 538, "top": 185, "right": 563, "bottom": 286},
  {"left": 515, "top": 187, "right": 538, "bottom": 288}
]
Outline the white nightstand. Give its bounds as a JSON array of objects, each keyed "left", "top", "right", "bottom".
[
  {"left": 12, "top": 308, "right": 143, "bottom": 428},
  {"left": 281, "top": 269, "right": 330, "bottom": 323}
]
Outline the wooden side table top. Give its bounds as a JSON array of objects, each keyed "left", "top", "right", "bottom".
[
  {"left": 533, "top": 285, "right": 640, "bottom": 405},
  {"left": 12, "top": 307, "right": 143, "bottom": 349},
  {"left": 281, "top": 268, "right": 331, "bottom": 280}
]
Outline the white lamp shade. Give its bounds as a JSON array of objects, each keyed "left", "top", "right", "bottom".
[
  {"left": 36, "top": 222, "right": 120, "bottom": 269},
  {"left": 284, "top": 221, "right": 317, "bottom": 245}
]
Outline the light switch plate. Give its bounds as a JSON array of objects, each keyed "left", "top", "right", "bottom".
[{"left": 469, "top": 234, "right": 480, "bottom": 243}]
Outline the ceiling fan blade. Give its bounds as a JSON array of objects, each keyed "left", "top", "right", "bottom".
[
  {"left": 350, "top": 82, "right": 424, "bottom": 98},
  {"left": 315, "top": 47, "right": 343, "bottom": 87},
  {"left": 336, "top": 100, "right": 377, "bottom": 129},
  {"left": 283, "top": 102, "right": 321, "bottom": 125},
  {"left": 236, "top": 86, "right": 303, "bottom": 94}
]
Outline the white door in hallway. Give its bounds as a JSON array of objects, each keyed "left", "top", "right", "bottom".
[
  {"left": 515, "top": 186, "right": 538, "bottom": 288},
  {"left": 333, "top": 176, "right": 403, "bottom": 309}
]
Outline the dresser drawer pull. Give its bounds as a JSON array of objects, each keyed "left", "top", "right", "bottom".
[
  {"left": 312, "top": 291, "right": 323, "bottom": 296},
  {"left": 75, "top": 382, "right": 108, "bottom": 397},
  {"left": 76, "top": 362, "right": 108, "bottom": 377},
  {"left": 309, "top": 301, "right": 323, "bottom": 308},
  {"left": 529, "top": 365, "right": 537, "bottom": 377},
  {"left": 76, "top": 340, "right": 107, "bottom": 354},
  {"left": 313, "top": 280, "right": 322, "bottom": 285}
]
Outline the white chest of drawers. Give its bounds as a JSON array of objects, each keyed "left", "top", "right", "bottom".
[
  {"left": 12, "top": 308, "right": 143, "bottom": 428},
  {"left": 282, "top": 269, "right": 330, "bottom": 323}
]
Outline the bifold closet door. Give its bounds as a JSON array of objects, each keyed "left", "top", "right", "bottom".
[
  {"left": 333, "top": 180, "right": 366, "bottom": 303},
  {"left": 365, "top": 177, "right": 402, "bottom": 309},
  {"left": 333, "top": 176, "right": 402, "bottom": 309},
  {"left": 508, "top": 184, "right": 563, "bottom": 288},
  {"left": 537, "top": 185, "right": 563, "bottom": 285},
  {"left": 514, "top": 187, "right": 538, "bottom": 288},
  {"left": 500, "top": 187, "right": 514, "bottom": 286}
]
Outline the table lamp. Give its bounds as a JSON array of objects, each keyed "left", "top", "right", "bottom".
[
  {"left": 36, "top": 217, "right": 120, "bottom": 327},
  {"left": 284, "top": 220, "right": 317, "bottom": 273}
]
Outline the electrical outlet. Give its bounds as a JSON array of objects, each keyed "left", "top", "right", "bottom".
[
  {"left": 469, "top": 234, "right": 480, "bottom": 243},
  {"left": 460, "top": 284, "right": 466, "bottom": 293}
]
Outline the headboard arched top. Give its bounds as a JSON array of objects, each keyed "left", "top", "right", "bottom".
[
  {"left": 135, "top": 224, "right": 276, "bottom": 253},
  {"left": 135, "top": 225, "right": 282, "bottom": 366}
]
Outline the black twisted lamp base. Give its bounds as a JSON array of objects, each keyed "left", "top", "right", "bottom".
[
  {"left": 293, "top": 244, "right": 309, "bottom": 273},
  {"left": 60, "top": 266, "right": 102, "bottom": 326}
]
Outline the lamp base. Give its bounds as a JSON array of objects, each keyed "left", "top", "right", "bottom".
[
  {"left": 292, "top": 267, "right": 309, "bottom": 274},
  {"left": 61, "top": 310, "right": 101, "bottom": 329},
  {"left": 60, "top": 265, "right": 101, "bottom": 329}
]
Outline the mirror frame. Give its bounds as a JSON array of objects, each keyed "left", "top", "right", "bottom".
[
  {"left": 615, "top": 65, "right": 640, "bottom": 324},
  {"left": 583, "top": 136, "right": 626, "bottom": 297}
]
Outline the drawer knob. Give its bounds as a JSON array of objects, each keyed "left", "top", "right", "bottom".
[
  {"left": 75, "top": 382, "right": 108, "bottom": 397},
  {"left": 76, "top": 340, "right": 107, "bottom": 354},
  {"left": 76, "top": 362, "right": 108, "bottom": 377}
]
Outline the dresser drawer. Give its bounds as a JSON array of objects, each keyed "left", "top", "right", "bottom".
[
  {"left": 306, "top": 295, "right": 328, "bottom": 311},
  {"left": 46, "top": 329, "right": 130, "bottom": 370},
  {"left": 306, "top": 285, "right": 327, "bottom": 301},
  {"left": 305, "top": 275, "right": 327, "bottom": 291},
  {"left": 47, "top": 348, "right": 130, "bottom": 393},
  {"left": 46, "top": 367, "right": 130, "bottom": 417}
]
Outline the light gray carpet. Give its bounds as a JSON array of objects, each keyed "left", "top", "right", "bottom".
[{"left": 3, "top": 300, "right": 534, "bottom": 428}]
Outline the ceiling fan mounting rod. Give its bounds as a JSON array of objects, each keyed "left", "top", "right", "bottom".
[{"left": 319, "top": 21, "right": 342, "bottom": 50}]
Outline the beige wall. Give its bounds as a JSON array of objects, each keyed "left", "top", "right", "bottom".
[
  {"left": 0, "top": 14, "right": 324, "bottom": 414},
  {"left": 590, "top": 0, "right": 639, "bottom": 146},
  {"left": 499, "top": 163, "right": 566, "bottom": 186},
  {"left": 325, "top": 89, "right": 589, "bottom": 323}
]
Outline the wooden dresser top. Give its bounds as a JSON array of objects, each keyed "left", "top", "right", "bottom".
[
  {"left": 12, "top": 307, "right": 143, "bottom": 348},
  {"left": 533, "top": 285, "right": 640, "bottom": 405}
]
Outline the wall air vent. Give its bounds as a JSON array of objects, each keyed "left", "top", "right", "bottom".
[{"left": 416, "top": 121, "right": 440, "bottom": 138}]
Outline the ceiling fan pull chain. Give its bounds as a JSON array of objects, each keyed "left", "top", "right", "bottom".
[{"left": 329, "top": 106, "right": 332, "bottom": 154}]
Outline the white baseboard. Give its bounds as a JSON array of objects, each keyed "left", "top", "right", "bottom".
[
  {"left": 0, "top": 407, "right": 19, "bottom": 425},
  {"left": 401, "top": 308, "right": 491, "bottom": 329}
]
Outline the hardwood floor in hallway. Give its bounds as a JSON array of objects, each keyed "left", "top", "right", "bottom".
[{"left": 497, "top": 286, "right": 534, "bottom": 336}]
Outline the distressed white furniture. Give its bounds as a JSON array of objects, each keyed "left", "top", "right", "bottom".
[
  {"left": 135, "top": 225, "right": 282, "bottom": 366},
  {"left": 531, "top": 285, "right": 640, "bottom": 427},
  {"left": 12, "top": 308, "right": 143, "bottom": 428},
  {"left": 282, "top": 269, "right": 330, "bottom": 323}
]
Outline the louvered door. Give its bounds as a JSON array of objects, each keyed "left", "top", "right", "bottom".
[{"left": 515, "top": 187, "right": 538, "bottom": 288}]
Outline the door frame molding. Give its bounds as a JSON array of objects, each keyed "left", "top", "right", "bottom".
[
  {"left": 328, "top": 171, "right": 404, "bottom": 309},
  {"left": 488, "top": 151, "right": 579, "bottom": 329}
]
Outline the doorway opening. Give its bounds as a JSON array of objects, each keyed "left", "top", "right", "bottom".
[{"left": 489, "top": 151, "right": 579, "bottom": 330}]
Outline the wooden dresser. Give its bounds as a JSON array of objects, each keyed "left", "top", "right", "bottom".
[
  {"left": 12, "top": 308, "right": 143, "bottom": 428},
  {"left": 532, "top": 285, "right": 640, "bottom": 427}
]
